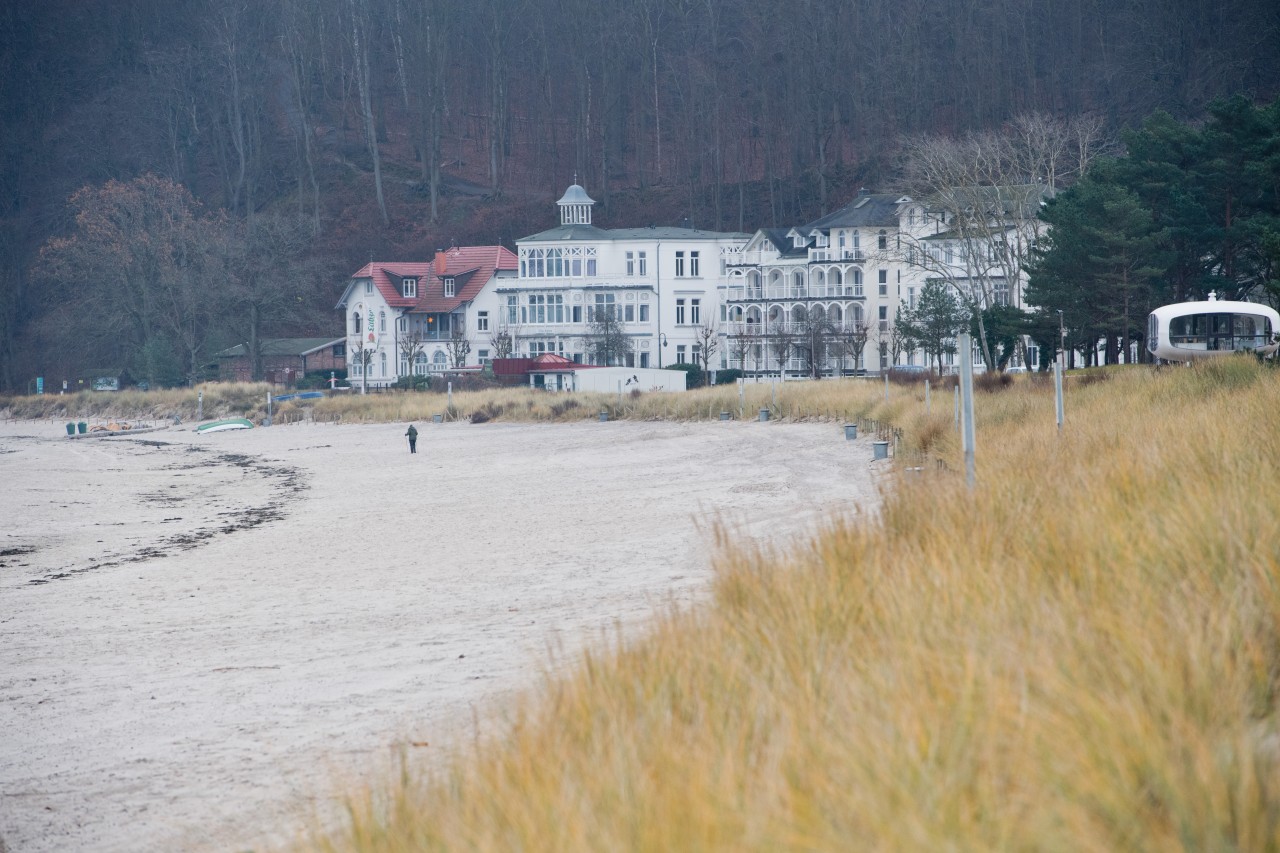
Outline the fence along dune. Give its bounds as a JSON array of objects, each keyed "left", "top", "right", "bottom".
[{"left": 299, "top": 361, "right": 1280, "bottom": 851}]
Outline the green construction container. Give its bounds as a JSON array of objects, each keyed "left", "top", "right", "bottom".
[
  {"left": 77, "top": 421, "right": 87, "bottom": 434},
  {"left": 66, "top": 422, "right": 75, "bottom": 436}
]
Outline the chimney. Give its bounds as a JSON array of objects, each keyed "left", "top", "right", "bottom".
[{"left": 434, "top": 253, "right": 448, "bottom": 276}]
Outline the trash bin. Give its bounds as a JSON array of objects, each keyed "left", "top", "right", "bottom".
[
  {"left": 599, "top": 409, "right": 609, "bottom": 422},
  {"left": 873, "top": 440, "right": 889, "bottom": 460},
  {"left": 719, "top": 411, "right": 731, "bottom": 421},
  {"left": 77, "top": 422, "right": 87, "bottom": 434},
  {"left": 432, "top": 414, "right": 443, "bottom": 424},
  {"left": 66, "top": 422, "right": 75, "bottom": 436},
  {"left": 844, "top": 423, "right": 858, "bottom": 440},
  {"left": 758, "top": 408, "right": 770, "bottom": 422}
]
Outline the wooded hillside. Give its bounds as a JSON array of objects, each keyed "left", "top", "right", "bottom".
[{"left": 2, "top": 0, "right": 1278, "bottom": 390}]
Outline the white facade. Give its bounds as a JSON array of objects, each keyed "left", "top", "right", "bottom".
[
  {"left": 724, "top": 188, "right": 1045, "bottom": 376},
  {"left": 500, "top": 185, "right": 750, "bottom": 370}
]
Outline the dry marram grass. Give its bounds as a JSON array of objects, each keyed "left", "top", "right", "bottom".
[{"left": 298, "top": 360, "right": 1280, "bottom": 851}]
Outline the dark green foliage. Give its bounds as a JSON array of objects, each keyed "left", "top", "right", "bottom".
[
  {"left": 713, "top": 369, "right": 744, "bottom": 386},
  {"left": 666, "top": 363, "right": 704, "bottom": 389},
  {"left": 897, "top": 281, "right": 968, "bottom": 374},
  {"left": 1029, "top": 97, "right": 1280, "bottom": 363}
]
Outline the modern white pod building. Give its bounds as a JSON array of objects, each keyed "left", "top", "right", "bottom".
[{"left": 1147, "top": 293, "right": 1280, "bottom": 362}]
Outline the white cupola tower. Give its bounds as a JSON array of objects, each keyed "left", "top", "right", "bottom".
[{"left": 557, "top": 182, "right": 595, "bottom": 225}]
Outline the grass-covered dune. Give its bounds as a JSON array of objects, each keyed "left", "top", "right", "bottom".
[{"left": 306, "top": 360, "right": 1280, "bottom": 851}]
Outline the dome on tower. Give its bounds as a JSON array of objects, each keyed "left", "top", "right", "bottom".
[
  {"left": 557, "top": 184, "right": 595, "bottom": 206},
  {"left": 557, "top": 183, "right": 595, "bottom": 225}
]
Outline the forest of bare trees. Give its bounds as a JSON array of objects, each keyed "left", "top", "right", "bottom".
[{"left": 1, "top": 0, "right": 1278, "bottom": 390}]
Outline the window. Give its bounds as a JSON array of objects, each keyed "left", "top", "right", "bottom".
[
  {"left": 365, "top": 281, "right": 373, "bottom": 294},
  {"left": 402, "top": 278, "right": 417, "bottom": 298},
  {"left": 398, "top": 316, "right": 407, "bottom": 332},
  {"left": 675, "top": 251, "right": 686, "bottom": 277},
  {"left": 878, "top": 230, "right": 888, "bottom": 251},
  {"left": 379, "top": 311, "right": 386, "bottom": 332},
  {"left": 639, "top": 304, "right": 650, "bottom": 322},
  {"left": 572, "top": 305, "right": 582, "bottom": 323},
  {"left": 624, "top": 304, "right": 635, "bottom": 322},
  {"left": 690, "top": 251, "right": 700, "bottom": 277},
  {"left": 676, "top": 344, "right": 687, "bottom": 363},
  {"left": 477, "top": 311, "right": 489, "bottom": 332},
  {"left": 690, "top": 298, "right": 701, "bottom": 326},
  {"left": 506, "top": 295, "right": 518, "bottom": 325},
  {"left": 478, "top": 349, "right": 491, "bottom": 365},
  {"left": 593, "top": 293, "right": 617, "bottom": 320},
  {"left": 432, "top": 350, "right": 447, "bottom": 368},
  {"left": 676, "top": 298, "right": 686, "bottom": 324},
  {"left": 379, "top": 351, "right": 386, "bottom": 376},
  {"left": 853, "top": 270, "right": 863, "bottom": 296},
  {"left": 444, "top": 278, "right": 455, "bottom": 297},
  {"left": 587, "top": 259, "right": 596, "bottom": 275},
  {"left": 638, "top": 252, "right": 647, "bottom": 276},
  {"left": 639, "top": 352, "right": 650, "bottom": 368},
  {"left": 945, "top": 246, "right": 954, "bottom": 264},
  {"left": 878, "top": 270, "right": 888, "bottom": 296},
  {"left": 908, "top": 209, "right": 916, "bottom": 226},
  {"left": 351, "top": 312, "right": 361, "bottom": 335},
  {"left": 626, "top": 251, "right": 635, "bottom": 276}
]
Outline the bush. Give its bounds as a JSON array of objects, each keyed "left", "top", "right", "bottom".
[
  {"left": 665, "top": 363, "right": 704, "bottom": 389},
  {"left": 392, "top": 374, "right": 431, "bottom": 391},
  {"left": 974, "top": 371, "right": 1014, "bottom": 392},
  {"left": 713, "top": 369, "right": 744, "bottom": 386},
  {"left": 297, "top": 369, "right": 345, "bottom": 390}
]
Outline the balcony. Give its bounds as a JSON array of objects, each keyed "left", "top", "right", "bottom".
[{"left": 725, "top": 285, "right": 865, "bottom": 302}]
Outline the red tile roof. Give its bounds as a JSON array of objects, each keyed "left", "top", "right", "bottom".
[
  {"left": 348, "top": 246, "right": 516, "bottom": 313},
  {"left": 413, "top": 245, "right": 517, "bottom": 314}
]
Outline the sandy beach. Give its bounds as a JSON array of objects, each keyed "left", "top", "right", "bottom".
[{"left": 0, "top": 417, "right": 881, "bottom": 852}]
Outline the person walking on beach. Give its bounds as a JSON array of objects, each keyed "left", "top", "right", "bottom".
[{"left": 405, "top": 424, "right": 418, "bottom": 453}]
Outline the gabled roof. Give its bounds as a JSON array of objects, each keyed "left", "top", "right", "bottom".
[
  {"left": 338, "top": 247, "right": 516, "bottom": 314},
  {"left": 801, "top": 191, "right": 902, "bottom": 231},
  {"left": 216, "top": 338, "right": 344, "bottom": 359},
  {"left": 410, "top": 245, "right": 517, "bottom": 314},
  {"left": 341, "top": 262, "right": 435, "bottom": 309}
]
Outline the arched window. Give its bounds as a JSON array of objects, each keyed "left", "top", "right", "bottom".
[
  {"left": 379, "top": 351, "right": 386, "bottom": 376},
  {"left": 351, "top": 312, "right": 361, "bottom": 335},
  {"left": 414, "top": 352, "right": 429, "bottom": 375},
  {"left": 432, "top": 350, "right": 447, "bottom": 367}
]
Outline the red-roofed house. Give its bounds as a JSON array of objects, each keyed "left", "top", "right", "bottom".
[{"left": 335, "top": 246, "right": 517, "bottom": 388}]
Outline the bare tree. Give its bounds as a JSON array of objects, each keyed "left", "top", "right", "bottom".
[
  {"left": 347, "top": 335, "right": 374, "bottom": 394},
  {"left": 833, "top": 319, "right": 870, "bottom": 375},
  {"left": 585, "top": 305, "right": 632, "bottom": 365},
  {"left": 447, "top": 319, "right": 471, "bottom": 368},
  {"left": 694, "top": 322, "right": 720, "bottom": 378},
  {"left": 728, "top": 328, "right": 755, "bottom": 375},
  {"left": 768, "top": 325, "right": 796, "bottom": 377},
  {"left": 488, "top": 324, "right": 516, "bottom": 359},
  {"left": 345, "top": 0, "right": 389, "bottom": 225},
  {"left": 794, "top": 305, "right": 835, "bottom": 378},
  {"left": 397, "top": 328, "right": 426, "bottom": 379}
]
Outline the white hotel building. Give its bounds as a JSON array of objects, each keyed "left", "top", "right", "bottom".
[{"left": 468, "top": 184, "right": 750, "bottom": 368}]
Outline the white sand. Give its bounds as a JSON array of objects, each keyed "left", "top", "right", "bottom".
[{"left": 0, "top": 417, "right": 881, "bottom": 852}]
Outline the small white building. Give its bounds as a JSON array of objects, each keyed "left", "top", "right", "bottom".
[{"left": 335, "top": 247, "right": 517, "bottom": 388}]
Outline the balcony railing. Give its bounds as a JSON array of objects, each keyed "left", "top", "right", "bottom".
[{"left": 725, "top": 285, "right": 865, "bottom": 301}]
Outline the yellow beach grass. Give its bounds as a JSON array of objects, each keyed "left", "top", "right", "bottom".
[{"left": 301, "top": 360, "right": 1280, "bottom": 851}]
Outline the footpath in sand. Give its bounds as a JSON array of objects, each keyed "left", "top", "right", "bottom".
[{"left": 0, "top": 418, "right": 882, "bottom": 852}]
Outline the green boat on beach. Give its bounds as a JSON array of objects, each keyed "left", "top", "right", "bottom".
[{"left": 195, "top": 417, "right": 254, "bottom": 433}]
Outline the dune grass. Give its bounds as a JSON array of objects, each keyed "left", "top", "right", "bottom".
[{"left": 300, "top": 360, "right": 1280, "bottom": 851}]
